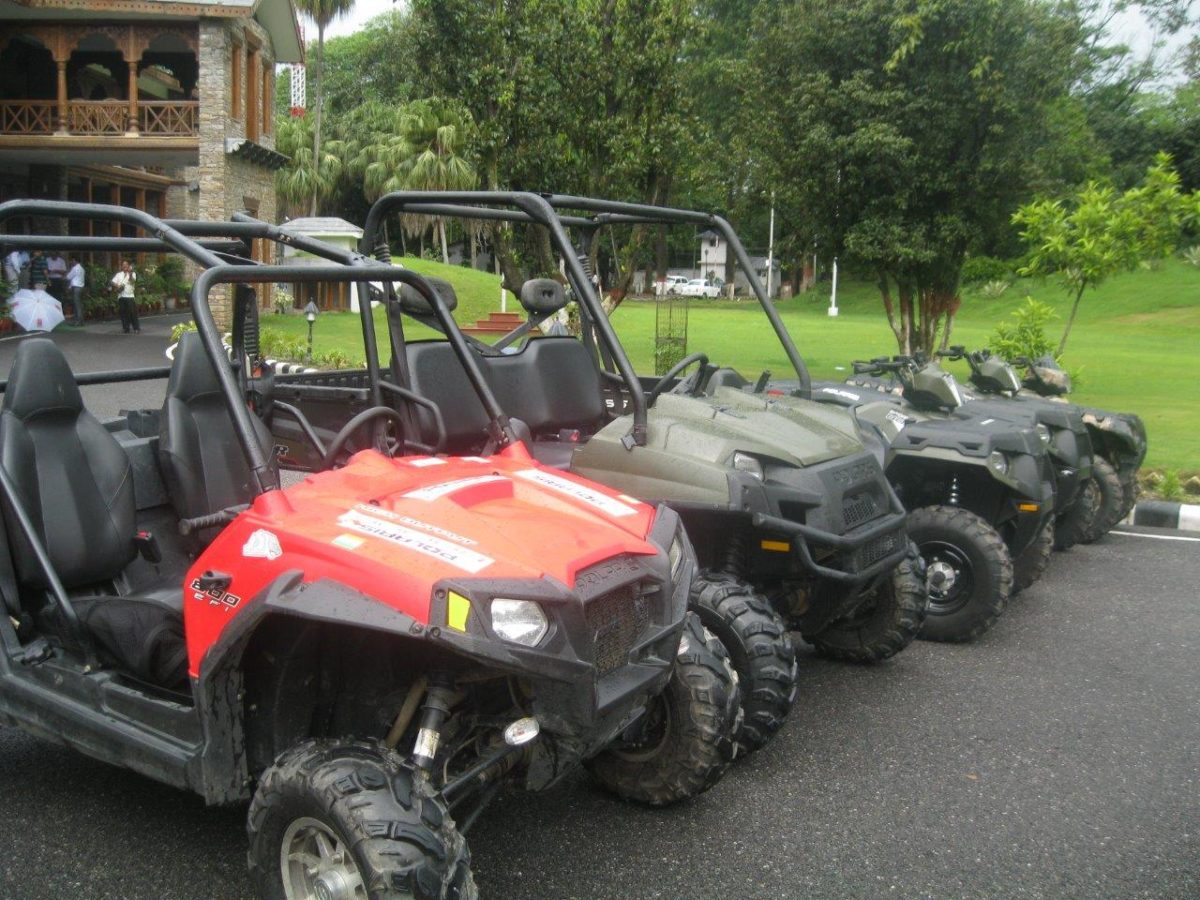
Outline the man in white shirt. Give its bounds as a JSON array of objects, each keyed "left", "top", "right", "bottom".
[
  {"left": 110, "top": 259, "right": 139, "bottom": 334},
  {"left": 66, "top": 257, "right": 86, "bottom": 326},
  {"left": 4, "top": 249, "right": 27, "bottom": 289}
]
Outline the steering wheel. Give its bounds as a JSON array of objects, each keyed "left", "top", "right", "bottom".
[
  {"left": 320, "top": 406, "right": 407, "bottom": 471},
  {"left": 647, "top": 352, "right": 710, "bottom": 408}
]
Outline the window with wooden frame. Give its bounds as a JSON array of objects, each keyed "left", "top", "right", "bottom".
[
  {"left": 262, "top": 63, "right": 273, "bottom": 136},
  {"left": 230, "top": 38, "right": 242, "bottom": 119},
  {"left": 246, "top": 46, "right": 260, "bottom": 141}
]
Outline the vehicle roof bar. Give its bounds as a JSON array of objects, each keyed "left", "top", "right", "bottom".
[
  {"left": 0, "top": 235, "right": 245, "bottom": 254},
  {"left": 548, "top": 196, "right": 812, "bottom": 398}
]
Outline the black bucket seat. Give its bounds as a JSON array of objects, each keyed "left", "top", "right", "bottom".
[
  {"left": 159, "top": 331, "right": 275, "bottom": 525},
  {"left": 0, "top": 338, "right": 186, "bottom": 687}
]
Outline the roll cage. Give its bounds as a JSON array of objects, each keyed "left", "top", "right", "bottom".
[{"left": 359, "top": 192, "right": 815, "bottom": 451}]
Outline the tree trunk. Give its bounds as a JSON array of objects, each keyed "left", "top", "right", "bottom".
[
  {"left": 654, "top": 224, "right": 668, "bottom": 279},
  {"left": 1057, "top": 283, "right": 1087, "bottom": 356},
  {"left": 878, "top": 270, "right": 904, "bottom": 349},
  {"left": 309, "top": 22, "right": 325, "bottom": 217},
  {"left": 897, "top": 280, "right": 914, "bottom": 356},
  {"left": 469, "top": 229, "right": 476, "bottom": 270},
  {"left": 439, "top": 218, "right": 449, "bottom": 266}
]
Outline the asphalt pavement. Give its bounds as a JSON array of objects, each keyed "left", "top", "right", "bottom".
[{"left": 0, "top": 323, "right": 1196, "bottom": 899}]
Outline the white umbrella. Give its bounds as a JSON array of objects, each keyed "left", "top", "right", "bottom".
[{"left": 9, "top": 288, "right": 64, "bottom": 333}]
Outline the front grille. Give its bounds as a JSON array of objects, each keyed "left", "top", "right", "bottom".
[
  {"left": 586, "top": 583, "right": 654, "bottom": 674},
  {"left": 843, "top": 491, "right": 879, "bottom": 528},
  {"left": 858, "top": 531, "right": 899, "bottom": 568}
]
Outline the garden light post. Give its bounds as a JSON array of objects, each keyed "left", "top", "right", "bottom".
[{"left": 305, "top": 300, "right": 318, "bottom": 363}]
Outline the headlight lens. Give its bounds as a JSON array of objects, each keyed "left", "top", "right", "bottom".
[
  {"left": 491, "top": 599, "right": 549, "bottom": 647},
  {"left": 668, "top": 529, "right": 687, "bottom": 581},
  {"left": 1035, "top": 424, "right": 1052, "bottom": 448},
  {"left": 987, "top": 450, "right": 1009, "bottom": 476},
  {"left": 732, "top": 451, "right": 764, "bottom": 480}
]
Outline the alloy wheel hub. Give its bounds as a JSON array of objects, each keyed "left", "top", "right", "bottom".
[{"left": 926, "top": 560, "right": 958, "bottom": 594}]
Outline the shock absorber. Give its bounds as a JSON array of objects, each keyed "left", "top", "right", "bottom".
[
  {"left": 412, "top": 674, "right": 456, "bottom": 773},
  {"left": 722, "top": 530, "right": 749, "bottom": 580},
  {"left": 948, "top": 473, "right": 961, "bottom": 506}
]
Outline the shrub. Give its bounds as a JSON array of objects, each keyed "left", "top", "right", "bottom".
[
  {"left": 979, "top": 280, "right": 1011, "bottom": 299},
  {"left": 960, "top": 255, "right": 1013, "bottom": 285},
  {"left": 1158, "top": 470, "right": 1184, "bottom": 502},
  {"left": 990, "top": 297, "right": 1058, "bottom": 362},
  {"left": 1184, "top": 245, "right": 1200, "bottom": 268},
  {"left": 170, "top": 321, "right": 198, "bottom": 343}
]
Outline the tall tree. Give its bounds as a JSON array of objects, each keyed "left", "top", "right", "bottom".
[
  {"left": 294, "top": 0, "right": 356, "bottom": 215},
  {"left": 398, "top": 99, "right": 478, "bottom": 263},
  {"left": 751, "top": 0, "right": 1087, "bottom": 354}
]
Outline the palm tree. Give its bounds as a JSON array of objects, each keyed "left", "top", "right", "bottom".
[
  {"left": 396, "top": 99, "right": 477, "bottom": 264},
  {"left": 294, "top": 0, "right": 355, "bottom": 215},
  {"left": 275, "top": 112, "right": 344, "bottom": 219}
]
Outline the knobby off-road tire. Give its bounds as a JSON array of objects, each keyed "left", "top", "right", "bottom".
[
  {"left": 805, "top": 557, "right": 927, "bottom": 662},
  {"left": 1012, "top": 520, "right": 1054, "bottom": 596},
  {"left": 1117, "top": 472, "right": 1139, "bottom": 523},
  {"left": 691, "top": 572, "right": 797, "bottom": 754},
  {"left": 909, "top": 505, "right": 1013, "bottom": 643},
  {"left": 248, "top": 739, "right": 475, "bottom": 900},
  {"left": 1080, "top": 457, "right": 1123, "bottom": 544},
  {"left": 1054, "top": 478, "right": 1098, "bottom": 551},
  {"left": 586, "top": 612, "right": 740, "bottom": 807}
]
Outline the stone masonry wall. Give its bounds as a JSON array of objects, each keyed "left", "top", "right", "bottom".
[{"left": 196, "top": 17, "right": 279, "bottom": 327}]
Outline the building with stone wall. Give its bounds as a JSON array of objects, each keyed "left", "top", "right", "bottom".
[{"left": 0, "top": 0, "right": 302, "bottom": 324}]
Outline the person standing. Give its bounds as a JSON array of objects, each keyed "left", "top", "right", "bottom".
[
  {"left": 28, "top": 250, "right": 47, "bottom": 290},
  {"left": 46, "top": 251, "right": 67, "bottom": 301},
  {"left": 110, "top": 259, "right": 140, "bottom": 334},
  {"left": 66, "top": 257, "right": 86, "bottom": 326},
  {"left": 3, "top": 248, "right": 24, "bottom": 289}
]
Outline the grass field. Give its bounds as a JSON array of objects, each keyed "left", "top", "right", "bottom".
[{"left": 264, "top": 256, "right": 1199, "bottom": 472}]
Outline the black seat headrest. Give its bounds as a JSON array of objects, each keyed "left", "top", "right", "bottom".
[
  {"left": 519, "top": 278, "right": 567, "bottom": 316},
  {"left": 2, "top": 338, "right": 82, "bottom": 419},
  {"left": 398, "top": 276, "right": 458, "bottom": 316},
  {"left": 168, "top": 331, "right": 224, "bottom": 402}
]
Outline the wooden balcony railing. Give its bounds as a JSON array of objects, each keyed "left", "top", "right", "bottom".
[
  {"left": 140, "top": 101, "right": 198, "bottom": 136},
  {"left": 0, "top": 101, "right": 55, "bottom": 135},
  {"left": 0, "top": 99, "right": 199, "bottom": 138},
  {"left": 67, "top": 100, "right": 128, "bottom": 135}
]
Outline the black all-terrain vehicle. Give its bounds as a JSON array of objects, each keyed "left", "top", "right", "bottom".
[
  {"left": 267, "top": 191, "right": 925, "bottom": 755},
  {"left": 1005, "top": 354, "right": 1146, "bottom": 533},
  {"left": 0, "top": 201, "right": 741, "bottom": 899},
  {"left": 935, "top": 347, "right": 1113, "bottom": 548},
  {"left": 812, "top": 355, "right": 1057, "bottom": 641}
]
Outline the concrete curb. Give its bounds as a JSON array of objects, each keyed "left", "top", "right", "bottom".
[{"left": 1131, "top": 500, "right": 1200, "bottom": 533}]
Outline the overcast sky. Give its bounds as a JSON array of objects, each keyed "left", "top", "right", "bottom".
[{"left": 314, "top": 1, "right": 1190, "bottom": 83}]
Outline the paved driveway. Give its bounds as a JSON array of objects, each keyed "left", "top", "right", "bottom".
[{"left": 0, "top": 528, "right": 1195, "bottom": 899}]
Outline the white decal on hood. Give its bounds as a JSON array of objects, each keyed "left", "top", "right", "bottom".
[
  {"left": 404, "top": 475, "right": 509, "bottom": 501},
  {"left": 349, "top": 505, "right": 478, "bottom": 545},
  {"left": 514, "top": 469, "right": 637, "bottom": 517},
  {"left": 820, "top": 387, "right": 861, "bottom": 401},
  {"left": 337, "top": 509, "right": 494, "bottom": 573},
  {"left": 242, "top": 529, "right": 282, "bottom": 561},
  {"left": 885, "top": 409, "right": 910, "bottom": 429},
  {"left": 408, "top": 457, "right": 448, "bottom": 467}
]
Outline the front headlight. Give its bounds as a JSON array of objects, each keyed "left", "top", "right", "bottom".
[
  {"left": 491, "top": 599, "right": 549, "bottom": 647},
  {"left": 1035, "top": 424, "right": 1052, "bottom": 449},
  {"left": 732, "top": 451, "right": 764, "bottom": 480},
  {"left": 987, "top": 450, "right": 1009, "bottom": 477},
  {"left": 668, "top": 529, "right": 687, "bottom": 581}
]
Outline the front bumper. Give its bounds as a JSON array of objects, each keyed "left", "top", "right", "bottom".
[{"left": 426, "top": 505, "right": 692, "bottom": 757}]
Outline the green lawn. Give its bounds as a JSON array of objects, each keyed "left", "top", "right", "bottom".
[{"left": 264, "top": 256, "right": 1200, "bottom": 472}]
